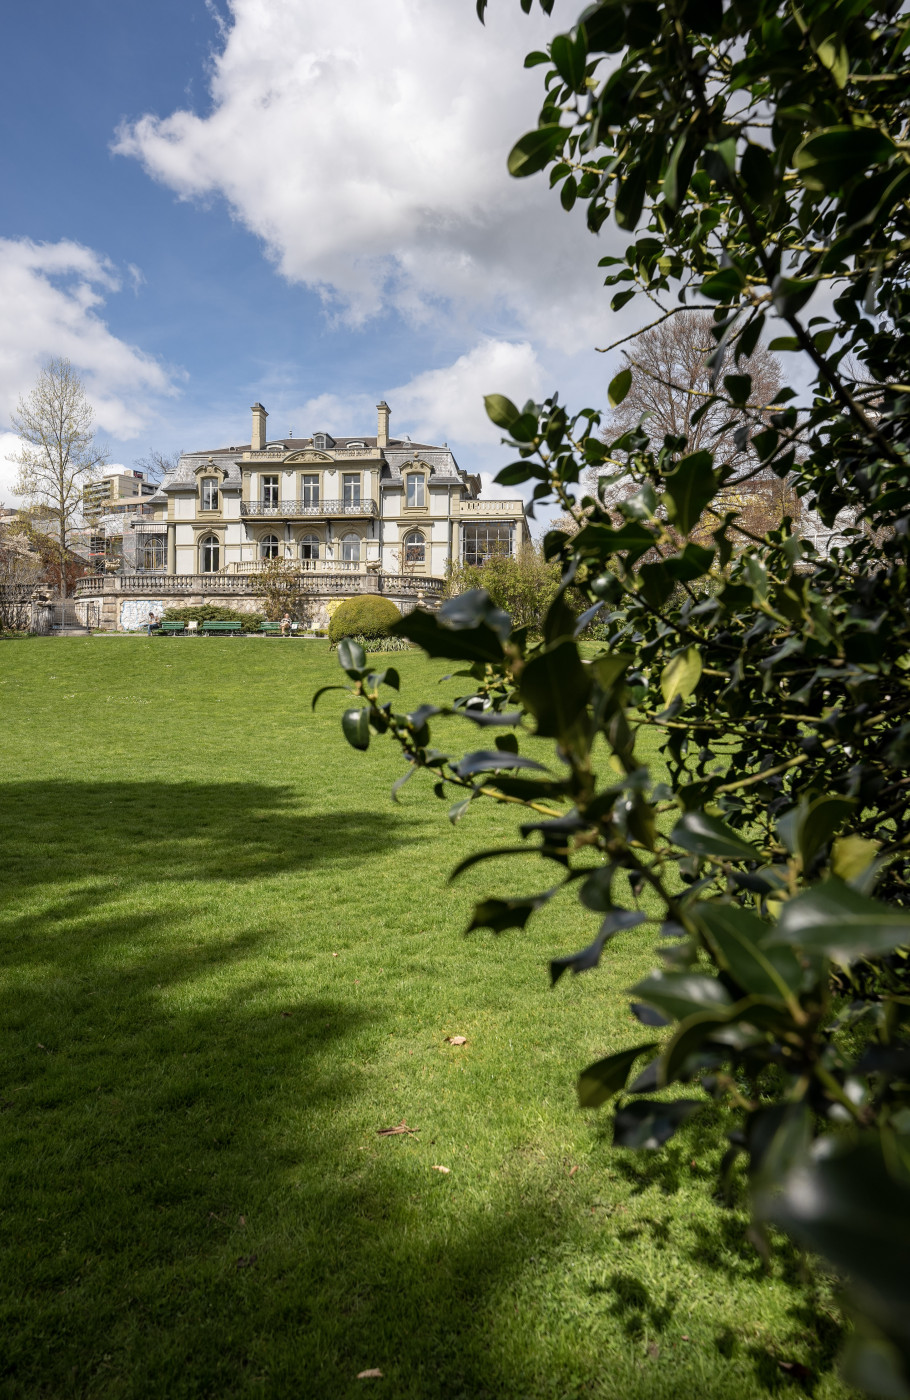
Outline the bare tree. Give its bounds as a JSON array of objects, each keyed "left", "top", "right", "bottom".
[
  {"left": 11, "top": 358, "right": 108, "bottom": 603},
  {"left": 134, "top": 449, "right": 181, "bottom": 485},
  {"left": 557, "top": 312, "right": 798, "bottom": 544},
  {"left": 606, "top": 310, "right": 782, "bottom": 472}
]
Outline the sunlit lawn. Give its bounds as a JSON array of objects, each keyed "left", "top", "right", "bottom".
[{"left": 0, "top": 637, "right": 854, "bottom": 1399}]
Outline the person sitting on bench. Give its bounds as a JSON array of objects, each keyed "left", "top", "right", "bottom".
[{"left": 280, "top": 612, "right": 292, "bottom": 636}]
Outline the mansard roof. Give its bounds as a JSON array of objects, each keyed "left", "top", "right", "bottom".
[{"left": 156, "top": 436, "right": 476, "bottom": 495}]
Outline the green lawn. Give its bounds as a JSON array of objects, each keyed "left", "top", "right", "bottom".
[{"left": 0, "top": 638, "right": 854, "bottom": 1400}]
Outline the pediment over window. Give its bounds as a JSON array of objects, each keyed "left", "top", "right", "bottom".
[
  {"left": 283, "top": 450, "right": 333, "bottom": 464},
  {"left": 193, "top": 461, "right": 227, "bottom": 481}
]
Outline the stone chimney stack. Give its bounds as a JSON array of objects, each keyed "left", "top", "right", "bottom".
[
  {"left": 376, "top": 401, "right": 390, "bottom": 449},
  {"left": 251, "top": 402, "right": 268, "bottom": 452}
]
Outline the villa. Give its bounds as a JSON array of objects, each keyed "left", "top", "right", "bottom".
[{"left": 75, "top": 399, "right": 529, "bottom": 631}]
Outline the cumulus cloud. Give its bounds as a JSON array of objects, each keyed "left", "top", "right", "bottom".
[
  {"left": 392, "top": 338, "right": 544, "bottom": 447},
  {"left": 0, "top": 238, "right": 179, "bottom": 460},
  {"left": 114, "top": 0, "right": 614, "bottom": 353}
]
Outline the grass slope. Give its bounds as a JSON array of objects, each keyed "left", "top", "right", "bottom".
[{"left": 0, "top": 639, "right": 854, "bottom": 1399}]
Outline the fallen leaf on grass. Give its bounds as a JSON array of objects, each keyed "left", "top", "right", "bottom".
[
  {"left": 357, "top": 1369, "right": 383, "bottom": 1380},
  {"left": 377, "top": 1121, "right": 419, "bottom": 1136},
  {"left": 445, "top": 1036, "right": 468, "bottom": 1046},
  {"left": 568, "top": 1165, "right": 579, "bottom": 1177},
  {"left": 431, "top": 1164, "right": 450, "bottom": 1174},
  {"left": 236, "top": 1254, "right": 257, "bottom": 1268}
]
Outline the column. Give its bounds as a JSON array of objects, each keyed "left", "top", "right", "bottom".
[{"left": 167, "top": 523, "right": 176, "bottom": 573}]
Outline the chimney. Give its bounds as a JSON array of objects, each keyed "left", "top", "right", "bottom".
[
  {"left": 376, "top": 400, "right": 390, "bottom": 449},
  {"left": 251, "top": 402, "right": 268, "bottom": 452}
]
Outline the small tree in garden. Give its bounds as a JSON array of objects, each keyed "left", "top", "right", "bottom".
[
  {"left": 251, "top": 558, "right": 309, "bottom": 623},
  {"left": 319, "top": 2, "right": 910, "bottom": 1390},
  {"left": 445, "top": 543, "right": 561, "bottom": 632}
]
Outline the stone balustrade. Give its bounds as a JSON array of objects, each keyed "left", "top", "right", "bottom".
[{"left": 74, "top": 571, "right": 444, "bottom": 600}]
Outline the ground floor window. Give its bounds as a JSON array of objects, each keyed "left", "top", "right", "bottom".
[
  {"left": 341, "top": 533, "right": 361, "bottom": 563},
  {"left": 461, "top": 523, "right": 513, "bottom": 567},
  {"left": 404, "top": 530, "right": 425, "bottom": 565},
  {"left": 300, "top": 535, "right": 320, "bottom": 561},
  {"left": 260, "top": 534, "right": 280, "bottom": 560},
  {"left": 138, "top": 535, "right": 166, "bottom": 570},
  {"left": 200, "top": 535, "right": 220, "bottom": 572}
]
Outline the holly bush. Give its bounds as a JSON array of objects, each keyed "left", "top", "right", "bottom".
[{"left": 318, "top": 1, "right": 910, "bottom": 1390}]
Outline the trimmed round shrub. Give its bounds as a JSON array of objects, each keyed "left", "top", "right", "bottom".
[{"left": 327, "top": 595, "right": 401, "bottom": 645}]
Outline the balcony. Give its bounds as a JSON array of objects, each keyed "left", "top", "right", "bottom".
[{"left": 240, "top": 498, "right": 378, "bottom": 519}]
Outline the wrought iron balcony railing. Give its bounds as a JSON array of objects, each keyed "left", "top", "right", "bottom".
[{"left": 240, "top": 499, "right": 378, "bottom": 518}]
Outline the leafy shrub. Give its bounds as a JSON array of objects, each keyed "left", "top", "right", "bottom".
[
  {"left": 162, "top": 605, "right": 265, "bottom": 634},
  {"left": 340, "top": 633, "right": 413, "bottom": 653},
  {"left": 445, "top": 545, "right": 560, "bottom": 632},
  {"left": 327, "top": 596, "right": 400, "bottom": 645},
  {"left": 321, "top": 1, "right": 910, "bottom": 1390}
]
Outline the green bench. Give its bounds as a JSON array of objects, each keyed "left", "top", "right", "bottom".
[
  {"left": 201, "top": 621, "right": 243, "bottom": 636},
  {"left": 259, "top": 622, "right": 282, "bottom": 635},
  {"left": 158, "top": 621, "right": 186, "bottom": 635}
]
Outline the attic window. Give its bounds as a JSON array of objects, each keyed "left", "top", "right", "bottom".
[
  {"left": 347, "top": 441, "right": 366, "bottom": 450},
  {"left": 265, "top": 442, "right": 286, "bottom": 450},
  {"left": 312, "top": 432, "right": 334, "bottom": 451}
]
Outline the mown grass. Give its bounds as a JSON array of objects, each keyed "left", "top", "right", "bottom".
[{"left": 0, "top": 638, "right": 855, "bottom": 1399}]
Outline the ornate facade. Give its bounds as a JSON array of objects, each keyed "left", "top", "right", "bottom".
[{"left": 74, "top": 399, "right": 529, "bottom": 630}]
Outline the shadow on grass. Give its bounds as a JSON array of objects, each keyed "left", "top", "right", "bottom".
[
  {"left": 0, "top": 780, "right": 596, "bottom": 1400},
  {"left": 0, "top": 780, "right": 410, "bottom": 892}
]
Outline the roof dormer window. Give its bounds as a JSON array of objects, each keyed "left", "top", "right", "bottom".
[
  {"left": 312, "top": 432, "right": 334, "bottom": 451},
  {"left": 347, "top": 441, "right": 366, "bottom": 450}
]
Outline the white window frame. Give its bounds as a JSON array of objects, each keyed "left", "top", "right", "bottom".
[
  {"left": 300, "top": 535, "right": 320, "bottom": 561},
  {"left": 261, "top": 475, "right": 279, "bottom": 508},
  {"left": 341, "top": 533, "right": 361, "bottom": 563},
  {"left": 406, "top": 473, "right": 426, "bottom": 508},
  {"left": 200, "top": 534, "right": 220, "bottom": 573},
  {"left": 201, "top": 477, "right": 219, "bottom": 511},
  {"left": 342, "top": 474, "right": 361, "bottom": 507},
  {"left": 260, "top": 534, "right": 280, "bottom": 560},
  {"left": 301, "top": 474, "right": 320, "bottom": 507}
]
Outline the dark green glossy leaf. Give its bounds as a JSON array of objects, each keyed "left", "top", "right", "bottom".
[
  {"left": 608, "top": 367, "right": 632, "bottom": 407},
  {"left": 337, "top": 638, "right": 367, "bottom": 675},
  {"left": 341, "top": 707, "right": 370, "bottom": 751},
  {"left": 578, "top": 1043, "right": 658, "bottom": 1108},
  {"left": 453, "top": 750, "right": 548, "bottom": 779},
  {"left": 671, "top": 811, "right": 760, "bottom": 860},
  {"left": 507, "top": 125, "right": 565, "bottom": 179},
  {"left": 629, "top": 970, "right": 733, "bottom": 1022},
  {"left": 664, "top": 451, "right": 719, "bottom": 533},
  {"left": 768, "top": 880, "right": 910, "bottom": 963},
  {"left": 695, "top": 903, "right": 803, "bottom": 1002},
  {"left": 520, "top": 639, "right": 592, "bottom": 741},
  {"left": 465, "top": 889, "right": 556, "bottom": 935},
  {"left": 551, "top": 909, "right": 646, "bottom": 985}
]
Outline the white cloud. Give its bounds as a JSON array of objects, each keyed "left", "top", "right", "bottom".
[
  {"left": 0, "top": 238, "right": 180, "bottom": 461},
  {"left": 114, "top": 0, "right": 614, "bottom": 354},
  {"left": 391, "top": 337, "right": 544, "bottom": 446}
]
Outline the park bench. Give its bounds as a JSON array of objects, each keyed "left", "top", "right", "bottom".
[
  {"left": 158, "top": 621, "right": 186, "bottom": 635},
  {"left": 259, "top": 622, "right": 282, "bottom": 635},
  {"left": 201, "top": 621, "right": 243, "bottom": 636}
]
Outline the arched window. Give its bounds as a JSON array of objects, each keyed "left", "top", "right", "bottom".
[
  {"left": 200, "top": 535, "right": 220, "bottom": 573},
  {"left": 404, "top": 531, "right": 425, "bottom": 565},
  {"left": 260, "top": 534, "right": 280, "bottom": 560},
  {"left": 300, "top": 535, "right": 319, "bottom": 561},
  {"left": 341, "top": 533, "right": 361, "bottom": 563}
]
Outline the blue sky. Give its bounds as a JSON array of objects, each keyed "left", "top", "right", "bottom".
[{"left": 0, "top": 0, "right": 629, "bottom": 512}]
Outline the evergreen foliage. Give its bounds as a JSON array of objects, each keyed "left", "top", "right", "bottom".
[{"left": 327, "top": 596, "right": 401, "bottom": 645}]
